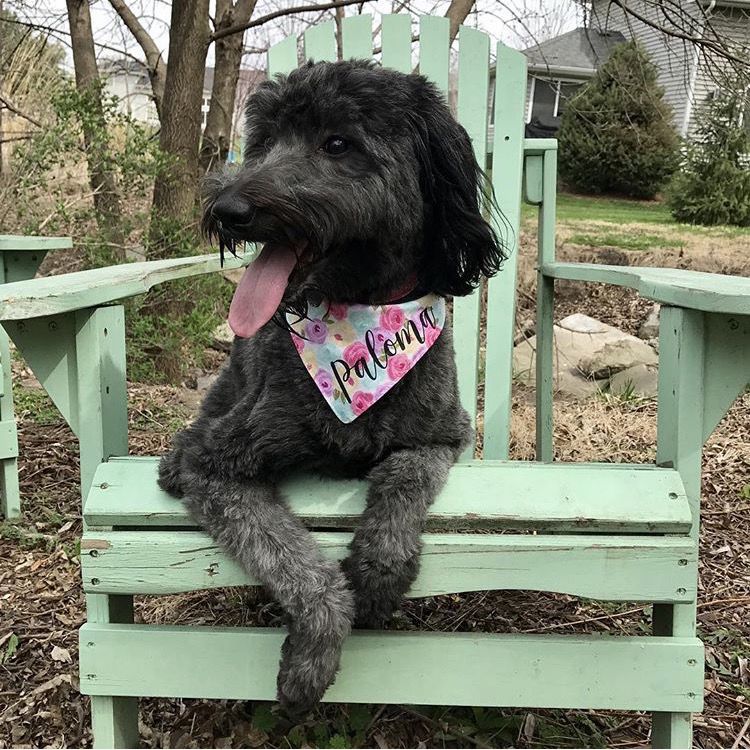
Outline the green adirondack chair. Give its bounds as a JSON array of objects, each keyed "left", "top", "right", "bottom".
[
  {"left": 0, "top": 14, "right": 748, "bottom": 749},
  {"left": 0, "top": 234, "right": 73, "bottom": 519}
]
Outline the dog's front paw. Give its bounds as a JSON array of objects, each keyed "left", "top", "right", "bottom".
[
  {"left": 341, "top": 553, "right": 419, "bottom": 629},
  {"left": 158, "top": 448, "right": 185, "bottom": 498},
  {"left": 276, "top": 569, "right": 354, "bottom": 715}
]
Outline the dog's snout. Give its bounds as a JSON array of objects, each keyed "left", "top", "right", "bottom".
[{"left": 211, "top": 190, "right": 253, "bottom": 228}]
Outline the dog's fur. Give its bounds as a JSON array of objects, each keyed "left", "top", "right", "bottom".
[{"left": 158, "top": 60, "right": 504, "bottom": 713}]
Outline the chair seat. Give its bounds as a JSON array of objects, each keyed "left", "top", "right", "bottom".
[{"left": 81, "top": 457, "right": 696, "bottom": 603}]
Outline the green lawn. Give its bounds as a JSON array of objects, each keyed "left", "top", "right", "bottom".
[{"left": 521, "top": 192, "right": 671, "bottom": 224}]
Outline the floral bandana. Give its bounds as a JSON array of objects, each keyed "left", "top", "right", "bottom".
[{"left": 286, "top": 294, "right": 446, "bottom": 423}]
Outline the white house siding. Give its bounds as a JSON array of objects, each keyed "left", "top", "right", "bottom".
[
  {"left": 589, "top": 0, "right": 701, "bottom": 135},
  {"left": 689, "top": 7, "right": 750, "bottom": 136},
  {"left": 103, "top": 71, "right": 160, "bottom": 127}
]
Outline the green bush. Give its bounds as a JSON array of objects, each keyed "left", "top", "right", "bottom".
[
  {"left": 557, "top": 41, "right": 680, "bottom": 199},
  {"left": 667, "top": 85, "right": 750, "bottom": 227}
]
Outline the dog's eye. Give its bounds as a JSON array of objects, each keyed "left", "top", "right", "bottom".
[{"left": 321, "top": 136, "right": 349, "bottom": 156}]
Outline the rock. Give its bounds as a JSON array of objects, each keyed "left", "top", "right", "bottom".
[
  {"left": 513, "top": 313, "right": 657, "bottom": 398},
  {"left": 638, "top": 303, "right": 661, "bottom": 340},
  {"left": 514, "top": 317, "right": 535, "bottom": 345},
  {"left": 609, "top": 364, "right": 658, "bottom": 398},
  {"left": 212, "top": 320, "right": 234, "bottom": 352},
  {"left": 222, "top": 268, "right": 245, "bottom": 285},
  {"left": 579, "top": 338, "right": 658, "bottom": 379}
]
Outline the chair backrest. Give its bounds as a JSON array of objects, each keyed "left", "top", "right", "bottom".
[{"left": 266, "top": 14, "right": 527, "bottom": 461}]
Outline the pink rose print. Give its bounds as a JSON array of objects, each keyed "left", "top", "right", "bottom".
[
  {"left": 328, "top": 302, "right": 348, "bottom": 320},
  {"left": 291, "top": 334, "right": 305, "bottom": 353},
  {"left": 424, "top": 324, "right": 442, "bottom": 347},
  {"left": 343, "top": 341, "right": 368, "bottom": 366},
  {"left": 387, "top": 353, "right": 411, "bottom": 381},
  {"left": 351, "top": 390, "right": 374, "bottom": 416},
  {"left": 305, "top": 319, "right": 328, "bottom": 344},
  {"left": 314, "top": 369, "right": 334, "bottom": 396},
  {"left": 380, "top": 305, "right": 405, "bottom": 332}
]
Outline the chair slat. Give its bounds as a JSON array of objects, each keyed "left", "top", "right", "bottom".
[
  {"left": 85, "top": 457, "right": 691, "bottom": 534},
  {"left": 453, "top": 25, "right": 491, "bottom": 459},
  {"left": 303, "top": 20, "right": 337, "bottom": 62},
  {"left": 341, "top": 14, "right": 372, "bottom": 59},
  {"left": 418, "top": 15, "right": 450, "bottom": 93},
  {"left": 381, "top": 14, "right": 412, "bottom": 72},
  {"left": 267, "top": 35, "right": 298, "bottom": 76},
  {"left": 483, "top": 42, "right": 527, "bottom": 460},
  {"left": 80, "top": 623, "right": 705, "bottom": 712}
]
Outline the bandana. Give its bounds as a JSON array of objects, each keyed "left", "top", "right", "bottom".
[{"left": 286, "top": 294, "right": 446, "bottom": 423}]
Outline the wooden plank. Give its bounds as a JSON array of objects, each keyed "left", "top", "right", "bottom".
[
  {"left": 418, "top": 16, "right": 450, "bottom": 94},
  {"left": 79, "top": 623, "right": 704, "bottom": 712},
  {"left": 268, "top": 34, "right": 298, "bottom": 76},
  {"left": 0, "top": 253, "right": 247, "bottom": 322},
  {"left": 381, "top": 14, "right": 412, "bottom": 73},
  {"left": 5, "top": 313, "right": 80, "bottom": 435},
  {"left": 0, "top": 234, "right": 72, "bottom": 252},
  {"left": 303, "top": 21, "right": 337, "bottom": 62},
  {"left": 81, "top": 529, "right": 697, "bottom": 602},
  {"left": 453, "top": 25, "right": 490, "bottom": 460},
  {"left": 85, "top": 457, "right": 691, "bottom": 533},
  {"left": 341, "top": 14, "right": 372, "bottom": 59},
  {"left": 702, "top": 313, "right": 750, "bottom": 441},
  {"left": 542, "top": 263, "right": 750, "bottom": 315},
  {"left": 535, "top": 147, "right": 558, "bottom": 462},
  {"left": 483, "top": 42, "right": 527, "bottom": 460},
  {"left": 0, "top": 419, "right": 19, "bottom": 459}
]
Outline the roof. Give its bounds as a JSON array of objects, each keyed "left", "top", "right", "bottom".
[{"left": 523, "top": 27, "right": 627, "bottom": 75}]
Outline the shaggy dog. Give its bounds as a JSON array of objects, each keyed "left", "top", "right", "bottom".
[{"left": 158, "top": 59, "right": 504, "bottom": 714}]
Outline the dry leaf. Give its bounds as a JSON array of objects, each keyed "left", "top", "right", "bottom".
[{"left": 50, "top": 646, "right": 71, "bottom": 664}]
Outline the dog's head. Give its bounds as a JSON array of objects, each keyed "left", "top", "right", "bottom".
[{"left": 203, "top": 60, "right": 505, "bottom": 337}]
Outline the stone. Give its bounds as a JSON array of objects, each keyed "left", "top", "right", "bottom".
[
  {"left": 638, "top": 303, "right": 661, "bottom": 340},
  {"left": 609, "top": 364, "right": 658, "bottom": 398},
  {"left": 197, "top": 373, "right": 219, "bottom": 392},
  {"left": 579, "top": 337, "right": 658, "bottom": 379},
  {"left": 212, "top": 320, "right": 234, "bottom": 352},
  {"left": 513, "top": 313, "right": 657, "bottom": 398}
]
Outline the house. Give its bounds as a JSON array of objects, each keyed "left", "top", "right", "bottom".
[
  {"left": 522, "top": 27, "right": 626, "bottom": 136},
  {"left": 522, "top": 0, "right": 750, "bottom": 137},
  {"left": 100, "top": 59, "right": 264, "bottom": 157}
]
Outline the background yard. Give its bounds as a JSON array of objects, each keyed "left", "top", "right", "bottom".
[{"left": 1, "top": 193, "right": 748, "bottom": 749}]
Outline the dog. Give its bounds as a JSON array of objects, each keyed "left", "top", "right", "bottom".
[{"left": 158, "top": 59, "right": 504, "bottom": 714}]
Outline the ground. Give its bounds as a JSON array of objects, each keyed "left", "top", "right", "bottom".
[{"left": 0, "top": 194, "right": 749, "bottom": 749}]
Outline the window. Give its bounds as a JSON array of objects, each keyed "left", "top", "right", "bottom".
[
  {"left": 530, "top": 78, "right": 584, "bottom": 124},
  {"left": 556, "top": 82, "right": 581, "bottom": 118}
]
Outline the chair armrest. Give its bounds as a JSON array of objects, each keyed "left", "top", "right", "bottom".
[
  {"left": 0, "top": 252, "right": 248, "bottom": 321},
  {"left": 0, "top": 234, "right": 73, "bottom": 252},
  {"left": 542, "top": 262, "right": 750, "bottom": 316}
]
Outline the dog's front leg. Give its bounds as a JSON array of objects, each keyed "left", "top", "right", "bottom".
[
  {"left": 341, "top": 445, "right": 459, "bottom": 627},
  {"left": 180, "top": 470, "right": 354, "bottom": 714}
]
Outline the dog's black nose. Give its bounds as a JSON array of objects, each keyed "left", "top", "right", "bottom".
[{"left": 211, "top": 191, "right": 252, "bottom": 228}]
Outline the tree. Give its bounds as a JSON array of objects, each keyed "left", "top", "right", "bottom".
[
  {"left": 668, "top": 83, "right": 750, "bottom": 227},
  {"left": 557, "top": 41, "right": 679, "bottom": 199},
  {"left": 65, "top": 0, "right": 124, "bottom": 252}
]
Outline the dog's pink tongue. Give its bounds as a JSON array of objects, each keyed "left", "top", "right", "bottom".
[{"left": 228, "top": 244, "right": 298, "bottom": 338}]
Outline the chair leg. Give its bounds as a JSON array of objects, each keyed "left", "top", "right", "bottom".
[
  {"left": 87, "top": 593, "right": 139, "bottom": 748},
  {"left": 0, "top": 457, "right": 20, "bottom": 519},
  {"left": 652, "top": 711, "right": 692, "bottom": 749}
]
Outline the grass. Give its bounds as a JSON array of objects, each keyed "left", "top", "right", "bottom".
[
  {"left": 522, "top": 191, "right": 750, "bottom": 237},
  {"left": 13, "top": 386, "right": 61, "bottom": 424},
  {"left": 567, "top": 230, "right": 683, "bottom": 252}
]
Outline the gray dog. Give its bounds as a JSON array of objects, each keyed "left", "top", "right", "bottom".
[{"left": 158, "top": 59, "right": 504, "bottom": 714}]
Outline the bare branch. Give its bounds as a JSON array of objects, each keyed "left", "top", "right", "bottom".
[
  {"left": 211, "top": 0, "right": 376, "bottom": 43},
  {"left": 0, "top": 93, "right": 43, "bottom": 128},
  {"left": 107, "top": 0, "right": 166, "bottom": 115}
]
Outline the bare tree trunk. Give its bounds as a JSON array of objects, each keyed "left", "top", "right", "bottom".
[
  {"left": 0, "top": 0, "right": 4, "bottom": 175},
  {"left": 107, "top": 0, "right": 166, "bottom": 118},
  {"left": 150, "top": 0, "right": 210, "bottom": 252},
  {"left": 445, "top": 0, "right": 475, "bottom": 44},
  {"left": 199, "top": 0, "right": 257, "bottom": 174},
  {"left": 334, "top": 4, "right": 345, "bottom": 60},
  {"left": 65, "top": 0, "right": 124, "bottom": 256}
]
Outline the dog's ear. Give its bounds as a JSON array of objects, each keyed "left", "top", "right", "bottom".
[{"left": 410, "top": 84, "right": 506, "bottom": 296}]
